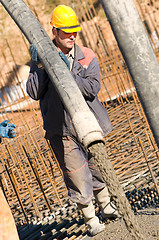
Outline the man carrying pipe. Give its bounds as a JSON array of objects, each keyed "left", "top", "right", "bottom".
[
  {"left": 0, "top": 120, "right": 19, "bottom": 240},
  {"left": 26, "top": 5, "right": 120, "bottom": 236}
]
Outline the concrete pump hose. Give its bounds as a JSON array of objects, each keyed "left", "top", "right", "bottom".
[{"left": 0, "top": 0, "right": 105, "bottom": 148}]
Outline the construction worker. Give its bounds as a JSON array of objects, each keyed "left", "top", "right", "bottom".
[
  {"left": 26, "top": 5, "right": 120, "bottom": 236},
  {"left": 0, "top": 120, "right": 19, "bottom": 240}
]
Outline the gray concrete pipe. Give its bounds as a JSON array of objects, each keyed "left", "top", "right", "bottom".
[
  {"left": 100, "top": 0, "right": 159, "bottom": 148},
  {"left": 0, "top": 0, "right": 104, "bottom": 148}
]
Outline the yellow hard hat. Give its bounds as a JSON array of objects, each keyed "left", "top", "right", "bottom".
[{"left": 50, "top": 5, "right": 81, "bottom": 33}]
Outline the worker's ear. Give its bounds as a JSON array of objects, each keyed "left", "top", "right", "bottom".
[{"left": 52, "top": 27, "right": 57, "bottom": 37}]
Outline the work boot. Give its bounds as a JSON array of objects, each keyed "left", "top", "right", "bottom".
[
  {"left": 78, "top": 201, "right": 105, "bottom": 236},
  {"left": 94, "top": 186, "right": 121, "bottom": 220}
]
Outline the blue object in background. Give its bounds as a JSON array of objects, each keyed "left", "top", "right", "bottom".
[{"left": 0, "top": 120, "right": 16, "bottom": 138}]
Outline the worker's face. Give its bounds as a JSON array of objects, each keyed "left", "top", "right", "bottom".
[{"left": 52, "top": 28, "right": 77, "bottom": 54}]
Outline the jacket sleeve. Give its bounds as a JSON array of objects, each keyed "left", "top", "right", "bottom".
[
  {"left": 26, "top": 60, "right": 49, "bottom": 100},
  {"left": 71, "top": 57, "right": 101, "bottom": 101}
]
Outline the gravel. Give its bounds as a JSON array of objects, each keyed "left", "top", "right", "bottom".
[{"left": 91, "top": 209, "right": 159, "bottom": 240}]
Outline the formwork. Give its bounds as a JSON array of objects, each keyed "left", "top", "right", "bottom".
[{"left": 0, "top": 0, "right": 159, "bottom": 238}]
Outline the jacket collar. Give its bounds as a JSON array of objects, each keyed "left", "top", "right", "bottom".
[{"left": 74, "top": 44, "right": 85, "bottom": 61}]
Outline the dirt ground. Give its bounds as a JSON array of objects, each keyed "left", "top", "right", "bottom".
[{"left": 90, "top": 209, "right": 159, "bottom": 240}]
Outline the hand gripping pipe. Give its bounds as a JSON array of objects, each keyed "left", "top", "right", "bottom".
[{"left": 0, "top": 0, "right": 104, "bottom": 148}]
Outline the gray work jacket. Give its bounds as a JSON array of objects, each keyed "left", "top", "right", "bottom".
[{"left": 26, "top": 44, "right": 113, "bottom": 139}]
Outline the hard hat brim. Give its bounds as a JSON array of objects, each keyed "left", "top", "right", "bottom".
[{"left": 58, "top": 26, "right": 81, "bottom": 33}]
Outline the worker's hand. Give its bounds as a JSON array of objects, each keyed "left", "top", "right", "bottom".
[
  {"left": 0, "top": 120, "right": 16, "bottom": 138},
  {"left": 59, "top": 51, "right": 70, "bottom": 70},
  {"left": 30, "top": 44, "right": 40, "bottom": 64}
]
